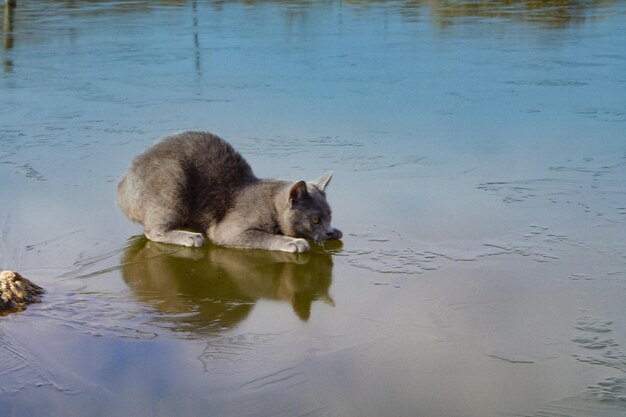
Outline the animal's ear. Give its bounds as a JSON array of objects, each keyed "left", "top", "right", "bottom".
[
  {"left": 289, "top": 181, "right": 308, "bottom": 206},
  {"left": 309, "top": 171, "right": 333, "bottom": 191}
]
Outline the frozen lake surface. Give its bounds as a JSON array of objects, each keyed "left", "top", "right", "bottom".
[{"left": 1, "top": 1, "right": 626, "bottom": 416}]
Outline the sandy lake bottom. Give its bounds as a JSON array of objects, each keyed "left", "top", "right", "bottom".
[{"left": 1, "top": 1, "right": 626, "bottom": 416}]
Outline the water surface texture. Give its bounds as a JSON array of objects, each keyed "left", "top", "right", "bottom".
[{"left": 1, "top": 1, "right": 626, "bottom": 416}]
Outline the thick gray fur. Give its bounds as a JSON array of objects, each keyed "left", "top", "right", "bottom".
[{"left": 117, "top": 131, "right": 342, "bottom": 252}]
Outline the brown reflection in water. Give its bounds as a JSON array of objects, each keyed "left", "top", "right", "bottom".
[
  {"left": 3, "top": 2, "right": 14, "bottom": 72},
  {"left": 421, "top": 0, "right": 613, "bottom": 28},
  {"left": 2, "top": 1, "right": 15, "bottom": 72},
  {"left": 3, "top": 3, "right": 13, "bottom": 50},
  {"left": 40, "top": 0, "right": 614, "bottom": 27},
  {"left": 241, "top": 0, "right": 612, "bottom": 28},
  {"left": 121, "top": 236, "right": 336, "bottom": 335}
]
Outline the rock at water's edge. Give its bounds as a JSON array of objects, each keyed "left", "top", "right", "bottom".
[{"left": 0, "top": 270, "right": 44, "bottom": 314}]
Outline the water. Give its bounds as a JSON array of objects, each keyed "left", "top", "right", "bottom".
[{"left": 1, "top": 1, "right": 626, "bottom": 416}]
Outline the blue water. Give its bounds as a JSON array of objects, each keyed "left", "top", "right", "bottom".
[{"left": 1, "top": 1, "right": 626, "bottom": 416}]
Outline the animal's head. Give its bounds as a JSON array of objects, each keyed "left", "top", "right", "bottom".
[{"left": 282, "top": 171, "right": 342, "bottom": 244}]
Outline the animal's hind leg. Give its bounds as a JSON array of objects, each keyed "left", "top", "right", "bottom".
[
  {"left": 144, "top": 227, "right": 205, "bottom": 247},
  {"left": 143, "top": 210, "right": 205, "bottom": 247}
]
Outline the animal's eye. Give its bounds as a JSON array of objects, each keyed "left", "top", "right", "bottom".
[{"left": 311, "top": 217, "right": 320, "bottom": 225}]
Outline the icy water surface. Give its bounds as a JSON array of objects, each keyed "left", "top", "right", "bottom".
[{"left": 1, "top": 1, "right": 626, "bottom": 416}]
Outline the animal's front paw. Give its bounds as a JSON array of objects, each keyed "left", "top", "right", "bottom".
[
  {"left": 145, "top": 229, "right": 205, "bottom": 247},
  {"left": 183, "top": 232, "right": 205, "bottom": 247},
  {"left": 283, "top": 238, "right": 310, "bottom": 253},
  {"left": 174, "top": 231, "right": 205, "bottom": 247}
]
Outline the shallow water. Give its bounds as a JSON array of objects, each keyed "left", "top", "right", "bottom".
[{"left": 1, "top": 1, "right": 626, "bottom": 416}]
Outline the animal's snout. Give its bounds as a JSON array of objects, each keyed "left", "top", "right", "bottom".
[{"left": 327, "top": 228, "right": 342, "bottom": 240}]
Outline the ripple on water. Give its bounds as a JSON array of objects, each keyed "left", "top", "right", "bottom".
[
  {"left": 343, "top": 246, "right": 443, "bottom": 275},
  {"left": 477, "top": 155, "right": 626, "bottom": 225},
  {"left": 575, "top": 107, "right": 626, "bottom": 122},
  {"left": 235, "top": 134, "right": 428, "bottom": 173},
  {"left": 342, "top": 224, "right": 571, "bottom": 277},
  {"left": 529, "top": 378, "right": 626, "bottom": 417},
  {"left": 197, "top": 332, "right": 283, "bottom": 373},
  {"left": 236, "top": 135, "right": 363, "bottom": 159},
  {"left": 575, "top": 316, "right": 613, "bottom": 334},
  {"left": 0, "top": 326, "right": 83, "bottom": 395},
  {"left": 529, "top": 316, "right": 626, "bottom": 416},
  {"left": 27, "top": 289, "right": 159, "bottom": 340},
  {"left": 572, "top": 317, "right": 626, "bottom": 373},
  {"left": 342, "top": 229, "right": 469, "bottom": 275}
]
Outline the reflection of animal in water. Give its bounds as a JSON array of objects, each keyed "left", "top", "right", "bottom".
[{"left": 121, "top": 237, "right": 336, "bottom": 334}]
